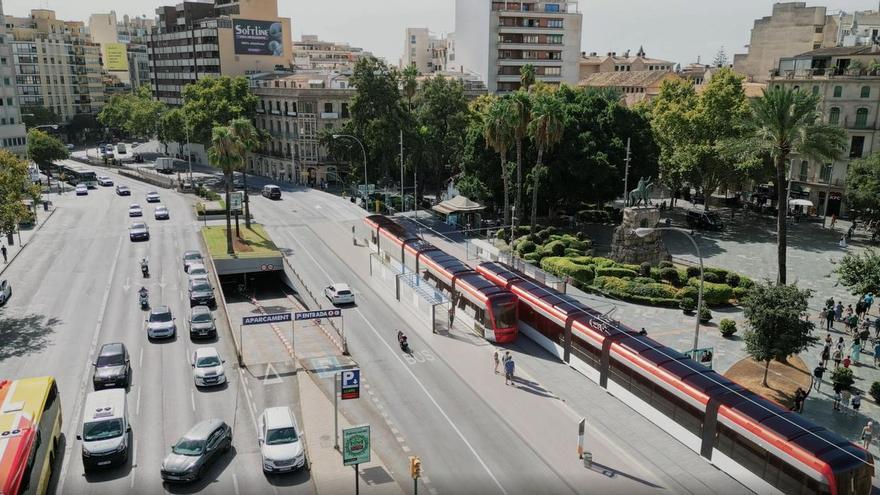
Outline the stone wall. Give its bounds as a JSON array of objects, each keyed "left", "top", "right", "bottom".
[{"left": 609, "top": 207, "right": 670, "bottom": 265}]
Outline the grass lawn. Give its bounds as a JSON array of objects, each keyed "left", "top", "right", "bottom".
[{"left": 202, "top": 224, "right": 279, "bottom": 259}]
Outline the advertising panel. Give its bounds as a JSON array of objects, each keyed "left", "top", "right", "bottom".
[
  {"left": 105, "top": 43, "right": 128, "bottom": 71},
  {"left": 233, "top": 19, "right": 284, "bottom": 56}
]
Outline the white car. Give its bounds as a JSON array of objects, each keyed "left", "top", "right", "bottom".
[
  {"left": 192, "top": 347, "right": 226, "bottom": 387},
  {"left": 154, "top": 205, "right": 169, "bottom": 220},
  {"left": 259, "top": 406, "right": 306, "bottom": 473},
  {"left": 324, "top": 283, "right": 355, "bottom": 305},
  {"left": 75, "top": 183, "right": 88, "bottom": 196},
  {"left": 146, "top": 306, "right": 176, "bottom": 339},
  {"left": 129, "top": 222, "right": 149, "bottom": 241},
  {"left": 128, "top": 204, "right": 142, "bottom": 217},
  {"left": 146, "top": 191, "right": 160, "bottom": 203},
  {"left": 0, "top": 280, "right": 11, "bottom": 305},
  {"left": 187, "top": 263, "right": 208, "bottom": 280},
  {"left": 97, "top": 176, "right": 113, "bottom": 186}
]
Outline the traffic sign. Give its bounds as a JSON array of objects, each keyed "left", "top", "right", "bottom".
[
  {"left": 242, "top": 312, "right": 292, "bottom": 326},
  {"left": 230, "top": 191, "right": 243, "bottom": 213},
  {"left": 341, "top": 368, "right": 360, "bottom": 400},
  {"left": 294, "top": 308, "right": 342, "bottom": 321},
  {"left": 342, "top": 425, "right": 370, "bottom": 466}
]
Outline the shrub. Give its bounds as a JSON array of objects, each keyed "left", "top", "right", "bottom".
[
  {"left": 523, "top": 252, "right": 542, "bottom": 262},
  {"left": 677, "top": 286, "right": 698, "bottom": 301},
  {"left": 578, "top": 209, "right": 611, "bottom": 223},
  {"left": 196, "top": 202, "right": 205, "bottom": 215},
  {"left": 568, "top": 256, "right": 594, "bottom": 265},
  {"left": 206, "top": 191, "right": 221, "bottom": 201},
  {"left": 658, "top": 260, "right": 674, "bottom": 269},
  {"left": 597, "top": 267, "right": 639, "bottom": 279},
  {"left": 680, "top": 297, "right": 696, "bottom": 312},
  {"left": 739, "top": 275, "right": 755, "bottom": 289},
  {"left": 541, "top": 257, "right": 595, "bottom": 285},
  {"left": 630, "top": 283, "right": 679, "bottom": 299},
  {"left": 564, "top": 248, "right": 584, "bottom": 257},
  {"left": 621, "top": 263, "right": 641, "bottom": 272},
  {"left": 705, "top": 267, "right": 729, "bottom": 280},
  {"left": 870, "top": 381, "right": 880, "bottom": 403},
  {"left": 594, "top": 258, "right": 616, "bottom": 268},
  {"left": 686, "top": 266, "right": 701, "bottom": 279},
  {"left": 687, "top": 279, "right": 734, "bottom": 306},
  {"left": 543, "top": 226, "right": 558, "bottom": 237},
  {"left": 576, "top": 231, "right": 587, "bottom": 241},
  {"left": 725, "top": 272, "right": 741, "bottom": 287},
  {"left": 514, "top": 226, "right": 531, "bottom": 236},
  {"left": 639, "top": 262, "right": 652, "bottom": 277},
  {"left": 565, "top": 238, "right": 591, "bottom": 251},
  {"left": 517, "top": 240, "right": 537, "bottom": 255},
  {"left": 701, "top": 272, "right": 720, "bottom": 283},
  {"left": 719, "top": 319, "right": 737, "bottom": 337},
  {"left": 537, "top": 229, "right": 552, "bottom": 242},
  {"left": 831, "top": 367, "right": 855, "bottom": 391},
  {"left": 699, "top": 305, "right": 713, "bottom": 323},
  {"left": 659, "top": 267, "right": 680, "bottom": 285},
  {"left": 633, "top": 277, "right": 655, "bottom": 285},
  {"left": 732, "top": 286, "right": 748, "bottom": 300},
  {"left": 542, "top": 240, "right": 566, "bottom": 256}
]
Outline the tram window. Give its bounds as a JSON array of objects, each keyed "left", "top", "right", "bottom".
[
  {"left": 629, "top": 369, "right": 653, "bottom": 402},
  {"left": 674, "top": 401, "right": 703, "bottom": 436},
  {"left": 491, "top": 299, "right": 516, "bottom": 328},
  {"left": 609, "top": 359, "right": 631, "bottom": 388},
  {"left": 773, "top": 455, "right": 806, "bottom": 494},
  {"left": 650, "top": 385, "right": 677, "bottom": 417},
  {"left": 571, "top": 339, "right": 599, "bottom": 367},
  {"left": 730, "top": 430, "right": 767, "bottom": 479},
  {"left": 714, "top": 423, "right": 735, "bottom": 453}
]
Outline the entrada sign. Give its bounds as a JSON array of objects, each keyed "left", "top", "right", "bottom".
[{"left": 294, "top": 309, "right": 342, "bottom": 321}]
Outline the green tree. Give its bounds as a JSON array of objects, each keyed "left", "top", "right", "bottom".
[
  {"left": 527, "top": 89, "right": 566, "bottom": 231},
  {"left": 742, "top": 281, "right": 817, "bottom": 386},
  {"left": 125, "top": 86, "right": 166, "bottom": 139},
  {"left": 736, "top": 87, "right": 847, "bottom": 284},
  {"left": 97, "top": 94, "right": 132, "bottom": 132},
  {"left": 510, "top": 90, "right": 531, "bottom": 229},
  {"left": 401, "top": 64, "right": 419, "bottom": 109},
  {"left": 26, "top": 129, "right": 68, "bottom": 169},
  {"left": 229, "top": 117, "right": 260, "bottom": 228},
  {"left": 845, "top": 152, "right": 880, "bottom": 219},
  {"left": 20, "top": 106, "right": 60, "bottom": 128},
  {"left": 182, "top": 77, "right": 258, "bottom": 146},
  {"left": 520, "top": 64, "right": 536, "bottom": 91},
  {"left": 158, "top": 108, "right": 187, "bottom": 156},
  {"left": 836, "top": 249, "right": 880, "bottom": 295},
  {"left": 482, "top": 96, "right": 515, "bottom": 227},
  {"left": 347, "top": 57, "right": 404, "bottom": 182},
  {"left": 455, "top": 174, "right": 490, "bottom": 203},
  {"left": 207, "top": 125, "right": 241, "bottom": 254},
  {"left": 0, "top": 150, "right": 41, "bottom": 240}
]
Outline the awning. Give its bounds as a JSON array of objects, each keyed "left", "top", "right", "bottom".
[
  {"left": 790, "top": 199, "right": 813, "bottom": 207},
  {"left": 432, "top": 195, "right": 485, "bottom": 215}
]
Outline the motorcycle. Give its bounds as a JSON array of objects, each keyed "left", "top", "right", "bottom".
[
  {"left": 140, "top": 260, "right": 149, "bottom": 278},
  {"left": 138, "top": 289, "right": 149, "bottom": 309},
  {"left": 398, "top": 333, "right": 410, "bottom": 354}
]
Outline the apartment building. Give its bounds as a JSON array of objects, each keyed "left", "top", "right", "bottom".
[
  {"left": 454, "top": 0, "right": 582, "bottom": 92},
  {"left": 0, "top": 0, "right": 25, "bottom": 155},
  {"left": 293, "top": 35, "right": 371, "bottom": 71},
  {"left": 578, "top": 47, "right": 674, "bottom": 79},
  {"left": 247, "top": 71, "right": 354, "bottom": 185},
  {"left": 148, "top": 0, "right": 292, "bottom": 105},
  {"left": 6, "top": 9, "right": 104, "bottom": 122},
  {"left": 769, "top": 45, "right": 880, "bottom": 216},
  {"left": 88, "top": 11, "right": 154, "bottom": 88},
  {"left": 402, "top": 28, "right": 448, "bottom": 74}
]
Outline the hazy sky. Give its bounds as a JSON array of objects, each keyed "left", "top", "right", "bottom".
[{"left": 6, "top": 0, "right": 880, "bottom": 66}]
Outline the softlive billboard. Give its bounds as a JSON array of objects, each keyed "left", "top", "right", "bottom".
[{"left": 233, "top": 19, "right": 284, "bottom": 56}]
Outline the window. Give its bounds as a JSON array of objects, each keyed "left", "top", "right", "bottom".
[
  {"left": 4, "top": 98, "right": 10, "bottom": 106},
  {"left": 547, "top": 19, "right": 563, "bottom": 28},
  {"left": 544, "top": 3, "right": 560, "bottom": 12},
  {"left": 341, "top": 103, "right": 349, "bottom": 118},
  {"left": 815, "top": 25, "right": 824, "bottom": 34},
  {"left": 544, "top": 67, "right": 561, "bottom": 76},
  {"left": 799, "top": 160, "right": 808, "bottom": 181},
  {"left": 820, "top": 163, "right": 833, "bottom": 183},
  {"left": 829, "top": 107, "right": 840, "bottom": 125},
  {"left": 851, "top": 135, "right": 866, "bottom": 158},
  {"left": 324, "top": 102, "right": 333, "bottom": 113},
  {"left": 812, "top": 85, "right": 819, "bottom": 95},
  {"left": 862, "top": 86, "right": 871, "bottom": 98},
  {"left": 813, "top": 43, "right": 822, "bottom": 49},
  {"left": 856, "top": 108, "right": 869, "bottom": 128},
  {"left": 833, "top": 85, "right": 843, "bottom": 97}
]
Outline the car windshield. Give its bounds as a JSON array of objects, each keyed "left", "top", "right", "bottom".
[
  {"left": 172, "top": 438, "right": 204, "bottom": 456},
  {"left": 192, "top": 281, "right": 211, "bottom": 291},
  {"left": 150, "top": 311, "right": 172, "bottom": 323},
  {"left": 191, "top": 268, "right": 206, "bottom": 275},
  {"left": 83, "top": 419, "right": 124, "bottom": 442},
  {"left": 266, "top": 427, "right": 298, "bottom": 445},
  {"left": 192, "top": 312, "right": 212, "bottom": 323},
  {"left": 132, "top": 224, "right": 146, "bottom": 230},
  {"left": 185, "top": 253, "right": 201, "bottom": 261},
  {"left": 196, "top": 355, "right": 221, "bottom": 368},
  {"left": 130, "top": 206, "right": 139, "bottom": 210},
  {"left": 97, "top": 353, "right": 124, "bottom": 367}
]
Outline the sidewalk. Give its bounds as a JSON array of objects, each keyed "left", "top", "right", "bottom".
[
  {"left": 0, "top": 201, "right": 58, "bottom": 277},
  {"left": 298, "top": 369, "right": 404, "bottom": 495}
]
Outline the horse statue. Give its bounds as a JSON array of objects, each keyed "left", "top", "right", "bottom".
[{"left": 627, "top": 176, "right": 654, "bottom": 208}]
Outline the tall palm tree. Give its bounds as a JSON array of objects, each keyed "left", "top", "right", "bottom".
[
  {"left": 402, "top": 64, "right": 419, "bottom": 110},
  {"left": 483, "top": 96, "right": 515, "bottom": 228},
  {"left": 745, "top": 86, "right": 846, "bottom": 284},
  {"left": 208, "top": 125, "right": 240, "bottom": 254},
  {"left": 510, "top": 90, "right": 531, "bottom": 230},
  {"left": 229, "top": 117, "right": 259, "bottom": 228},
  {"left": 527, "top": 91, "right": 566, "bottom": 232},
  {"left": 520, "top": 64, "right": 536, "bottom": 92}
]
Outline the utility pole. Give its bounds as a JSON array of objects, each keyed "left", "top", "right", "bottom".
[
  {"left": 399, "top": 129, "right": 405, "bottom": 213},
  {"left": 413, "top": 158, "right": 418, "bottom": 219},
  {"left": 622, "top": 137, "right": 631, "bottom": 203}
]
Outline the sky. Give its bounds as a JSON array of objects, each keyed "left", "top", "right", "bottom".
[{"left": 6, "top": 0, "right": 880, "bottom": 67}]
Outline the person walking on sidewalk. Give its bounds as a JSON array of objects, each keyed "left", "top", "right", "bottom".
[
  {"left": 833, "top": 388, "right": 842, "bottom": 411},
  {"left": 856, "top": 299, "right": 866, "bottom": 321},
  {"left": 813, "top": 364, "right": 826, "bottom": 391},
  {"left": 821, "top": 345, "right": 830, "bottom": 367},
  {"left": 792, "top": 388, "right": 806, "bottom": 413},
  {"left": 849, "top": 313, "right": 859, "bottom": 333},
  {"left": 851, "top": 339, "right": 862, "bottom": 366},
  {"left": 866, "top": 292, "right": 875, "bottom": 315},
  {"left": 1, "top": 245, "right": 7, "bottom": 264},
  {"left": 493, "top": 350, "right": 500, "bottom": 374},
  {"left": 842, "top": 388, "right": 852, "bottom": 412},
  {"left": 875, "top": 317, "right": 880, "bottom": 339},
  {"left": 836, "top": 301, "right": 844, "bottom": 321},
  {"left": 874, "top": 340, "right": 880, "bottom": 367},
  {"left": 504, "top": 356, "right": 515, "bottom": 386},
  {"left": 862, "top": 421, "right": 874, "bottom": 449},
  {"left": 825, "top": 307, "right": 835, "bottom": 330},
  {"left": 833, "top": 348, "right": 843, "bottom": 368},
  {"left": 843, "top": 356, "right": 852, "bottom": 369},
  {"left": 852, "top": 390, "right": 863, "bottom": 416}
]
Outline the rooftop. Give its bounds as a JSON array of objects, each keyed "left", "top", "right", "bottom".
[{"left": 578, "top": 70, "right": 677, "bottom": 88}]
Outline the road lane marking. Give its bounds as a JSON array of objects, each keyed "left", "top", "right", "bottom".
[
  {"left": 238, "top": 368, "right": 259, "bottom": 433},
  {"left": 191, "top": 389, "right": 196, "bottom": 411},
  {"left": 136, "top": 386, "right": 142, "bottom": 416},
  {"left": 129, "top": 443, "right": 138, "bottom": 487},
  {"left": 233, "top": 473, "right": 240, "bottom": 495},
  {"left": 57, "top": 235, "right": 125, "bottom": 495},
  {"left": 139, "top": 347, "right": 144, "bottom": 367},
  {"left": 289, "top": 235, "right": 509, "bottom": 495}
]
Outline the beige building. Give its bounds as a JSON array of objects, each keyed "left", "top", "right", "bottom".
[
  {"left": 7, "top": 10, "right": 105, "bottom": 121},
  {"left": 148, "top": 0, "right": 292, "bottom": 105},
  {"left": 401, "top": 28, "right": 448, "bottom": 74},
  {"left": 88, "top": 12, "right": 154, "bottom": 89},
  {"left": 293, "top": 35, "right": 371, "bottom": 71},
  {"left": 0, "top": 0, "right": 25, "bottom": 155},
  {"left": 454, "top": 0, "right": 583, "bottom": 92},
  {"left": 578, "top": 47, "right": 674, "bottom": 79},
  {"left": 247, "top": 71, "right": 354, "bottom": 185},
  {"left": 733, "top": 2, "right": 839, "bottom": 82},
  {"left": 578, "top": 70, "right": 680, "bottom": 107},
  {"left": 769, "top": 45, "right": 880, "bottom": 216}
]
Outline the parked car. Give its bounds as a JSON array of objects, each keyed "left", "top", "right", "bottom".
[
  {"left": 324, "top": 283, "right": 355, "bottom": 305},
  {"left": 128, "top": 204, "right": 142, "bottom": 217},
  {"left": 160, "top": 419, "right": 232, "bottom": 483},
  {"left": 187, "top": 263, "right": 208, "bottom": 280},
  {"left": 259, "top": 406, "right": 307, "bottom": 473},
  {"left": 189, "top": 306, "right": 217, "bottom": 339},
  {"left": 116, "top": 185, "right": 131, "bottom": 196},
  {"left": 65, "top": 143, "right": 75, "bottom": 150},
  {"left": 97, "top": 176, "right": 113, "bottom": 186},
  {"left": 75, "top": 183, "right": 88, "bottom": 196},
  {"left": 129, "top": 222, "right": 150, "bottom": 241},
  {"left": 686, "top": 209, "right": 724, "bottom": 231},
  {"left": 155, "top": 206, "right": 170, "bottom": 220},
  {"left": 189, "top": 277, "right": 216, "bottom": 307},
  {"left": 191, "top": 347, "right": 226, "bottom": 387},
  {"left": 146, "top": 306, "right": 176, "bottom": 339},
  {"left": 92, "top": 342, "right": 131, "bottom": 389},
  {"left": 0, "top": 280, "right": 11, "bottom": 305},
  {"left": 182, "top": 251, "right": 203, "bottom": 272}
]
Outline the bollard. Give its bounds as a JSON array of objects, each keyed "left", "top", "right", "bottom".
[{"left": 583, "top": 452, "right": 592, "bottom": 468}]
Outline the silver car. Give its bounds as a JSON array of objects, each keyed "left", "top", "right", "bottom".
[
  {"left": 182, "top": 250, "right": 203, "bottom": 272},
  {"left": 161, "top": 419, "right": 232, "bottom": 483}
]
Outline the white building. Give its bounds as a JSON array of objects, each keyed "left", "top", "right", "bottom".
[
  {"left": 0, "top": 0, "right": 25, "bottom": 156},
  {"left": 454, "top": 0, "right": 582, "bottom": 92},
  {"left": 292, "top": 35, "right": 371, "bottom": 71},
  {"left": 401, "top": 28, "right": 448, "bottom": 74}
]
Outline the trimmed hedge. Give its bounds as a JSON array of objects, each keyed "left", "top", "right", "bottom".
[
  {"left": 659, "top": 267, "right": 681, "bottom": 285},
  {"left": 578, "top": 209, "right": 611, "bottom": 223},
  {"left": 517, "top": 240, "right": 537, "bottom": 255},
  {"left": 687, "top": 278, "right": 734, "bottom": 305},
  {"left": 542, "top": 240, "right": 566, "bottom": 256},
  {"left": 597, "top": 267, "right": 639, "bottom": 278},
  {"left": 541, "top": 257, "right": 595, "bottom": 285}
]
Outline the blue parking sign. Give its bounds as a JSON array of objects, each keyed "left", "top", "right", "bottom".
[{"left": 341, "top": 368, "right": 360, "bottom": 400}]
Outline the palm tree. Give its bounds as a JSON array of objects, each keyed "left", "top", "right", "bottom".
[
  {"left": 510, "top": 90, "right": 531, "bottom": 230},
  {"left": 402, "top": 64, "right": 419, "bottom": 110},
  {"left": 208, "top": 125, "right": 240, "bottom": 255},
  {"left": 229, "top": 117, "right": 259, "bottom": 228},
  {"left": 483, "top": 96, "right": 515, "bottom": 228},
  {"left": 744, "top": 86, "right": 846, "bottom": 284},
  {"left": 527, "top": 91, "right": 566, "bottom": 232},
  {"left": 520, "top": 64, "right": 536, "bottom": 92}
]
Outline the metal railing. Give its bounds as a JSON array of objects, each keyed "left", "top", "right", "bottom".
[{"left": 282, "top": 257, "right": 348, "bottom": 354}]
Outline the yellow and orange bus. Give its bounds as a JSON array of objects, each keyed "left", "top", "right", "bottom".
[{"left": 0, "top": 377, "right": 62, "bottom": 495}]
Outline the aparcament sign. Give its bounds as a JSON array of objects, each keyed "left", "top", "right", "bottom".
[{"left": 233, "top": 19, "right": 284, "bottom": 56}]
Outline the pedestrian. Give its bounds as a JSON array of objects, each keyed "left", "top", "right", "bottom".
[
  {"left": 827, "top": 296, "right": 836, "bottom": 310},
  {"left": 843, "top": 356, "right": 852, "bottom": 368},
  {"left": 837, "top": 336, "right": 845, "bottom": 351},
  {"left": 857, "top": 299, "right": 866, "bottom": 320},
  {"left": 502, "top": 351, "right": 511, "bottom": 365},
  {"left": 836, "top": 301, "right": 845, "bottom": 321},
  {"left": 830, "top": 213, "right": 838, "bottom": 230},
  {"left": 825, "top": 333, "right": 833, "bottom": 347},
  {"left": 866, "top": 292, "right": 875, "bottom": 315},
  {"left": 504, "top": 356, "right": 515, "bottom": 386},
  {"left": 833, "top": 348, "right": 843, "bottom": 368},
  {"left": 792, "top": 387, "right": 805, "bottom": 413},
  {"left": 861, "top": 421, "right": 874, "bottom": 449},
  {"left": 813, "top": 364, "right": 826, "bottom": 391},
  {"left": 821, "top": 345, "right": 830, "bottom": 367},
  {"left": 874, "top": 317, "right": 880, "bottom": 338},
  {"left": 852, "top": 390, "right": 862, "bottom": 416},
  {"left": 875, "top": 340, "right": 880, "bottom": 367},
  {"left": 1, "top": 245, "right": 7, "bottom": 264},
  {"left": 852, "top": 339, "right": 862, "bottom": 366},
  {"left": 842, "top": 388, "right": 852, "bottom": 411},
  {"left": 849, "top": 313, "right": 859, "bottom": 333},
  {"left": 833, "top": 389, "right": 842, "bottom": 411},
  {"left": 825, "top": 307, "right": 835, "bottom": 330},
  {"left": 846, "top": 304, "right": 854, "bottom": 322},
  {"left": 493, "top": 350, "right": 500, "bottom": 374}
]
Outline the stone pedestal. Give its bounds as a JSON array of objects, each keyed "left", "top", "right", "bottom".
[{"left": 609, "top": 207, "right": 670, "bottom": 265}]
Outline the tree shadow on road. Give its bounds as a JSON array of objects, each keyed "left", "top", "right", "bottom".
[{"left": 0, "top": 313, "right": 59, "bottom": 360}]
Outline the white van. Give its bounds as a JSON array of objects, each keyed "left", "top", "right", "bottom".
[
  {"left": 78, "top": 388, "right": 130, "bottom": 470},
  {"left": 261, "top": 184, "right": 281, "bottom": 200},
  {"left": 155, "top": 157, "right": 176, "bottom": 174}
]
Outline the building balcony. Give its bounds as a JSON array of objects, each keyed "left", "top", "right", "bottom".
[
  {"left": 269, "top": 109, "right": 281, "bottom": 115},
  {"left": 256, "top": 108, "right": 265, "bottom": 114},
  {"left": 496, "top": 58, "right": 562, "bottom": 66},
  {"left": 286, "top": 111, "right": 297, "bottom": 116},
  {"left": 497, "top": 42, "right": 563, "bottom": 50},
  {"left": 770, "top": 67, "right": 880, "bottom": 80},
  {"left": 790, "top": 175, "right": 845, "bottom": 187},
  {"left": 321, "top": 112, "right": 338, "bottom": 119}
]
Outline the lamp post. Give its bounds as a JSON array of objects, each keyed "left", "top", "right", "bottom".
[
  {"left": 634, "top": 227, "right": 704, "bottom": 353},
  {"left": 184, "top": 116, "right": 193, "bottom": 183},
  {"left": 332, "top": 134, "right": 367, "bottom": 207}
]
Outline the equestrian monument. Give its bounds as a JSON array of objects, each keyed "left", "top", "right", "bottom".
[{"left": 610, "top": 177, "right": 670, "bottom": 265}]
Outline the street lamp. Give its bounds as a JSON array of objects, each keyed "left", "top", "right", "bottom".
[
  {"left": 634, "top": 227, "right": 704, "bottom": 354},
  {"left": 332, "top": 134, "right": 367, "bottom": 207}
]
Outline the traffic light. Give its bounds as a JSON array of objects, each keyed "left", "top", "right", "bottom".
[{"left": 409, "top": 456, "right": 422, "bottom": 479}]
